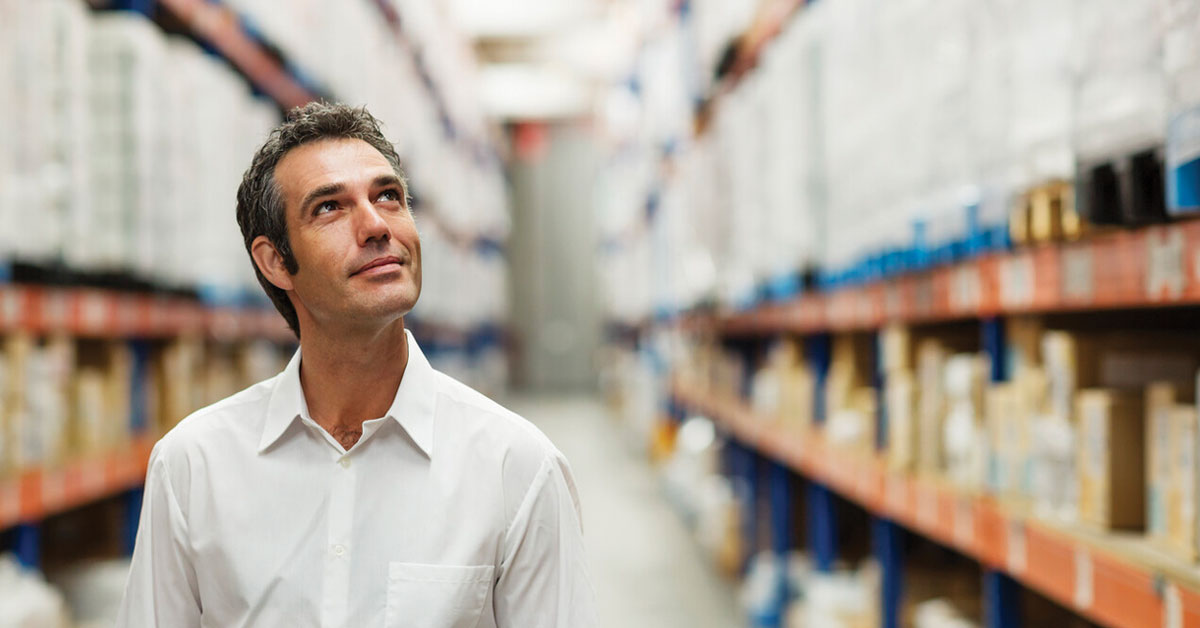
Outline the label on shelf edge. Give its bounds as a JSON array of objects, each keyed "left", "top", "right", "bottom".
[
  {"left": 44, "top": 291, "right": 68, "bottom": 329},
  {"left": 1062, "top": 246, "right": 1094, "bottom": 302},
  {"left": 952, "top": 265, "right": 983, "bottom": 312},
  {"left": 886, "top": 475, "right": 907, "bottom": 516},
  {"left": 917, "top": 486, "right": 938, "bottom": 531},
  {"left": 80, "top": 459, "right": 105, "bottom": 495},
  {"left": 1000, "top": 255, "right": 1036, "bottom": 308},
  {"left": 1074, "top": 546, "right": 1094, "bottom": 610},
  {"left": 954, "top": 500, "right": 975, "bottom": 549},
  {"left": 81, "top": 292, "right": 108, "bottom": 331},
  {"left": 1007, "top": 521, "right": 1027, "bottom": 575},
  {"left": 41, "top": 471, "right": 65, "bottom": 510},
  {"left": 0, "top": 483, "right": 18, "bottom": 523},
  {"left": 1165, "top": 582, "right": 1182, "bottom": 628},
  {"left": 1147, "top": 227, "right": 1185, "bottom": 299},
  {"left": 1, "top": 289, "right": 20, "bottom": 325}
]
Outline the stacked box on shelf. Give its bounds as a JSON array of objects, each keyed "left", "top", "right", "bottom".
[
  {"left": 941, "top": 353, "right": 989, "bottom": 492},
  {"left": 11, "top": 334, "right": 73, "bottom": 471},
  {"left": 70, "top": 341, "right": 133, "bottom": 458},
  {"left": 152, "top": 336, "right": 204, "bottom": 435},
  {"left": 1075, "top": 389, "right": 1145, "bottom": 531},
  {"left": 40, "top": 0, "right": 91, "bottom": 268},
  {"left": 1035, "top": 330, "right": 1200, "bottom": 524},
  {"left": 1146, "top": 379, "right": 1199, "bottom": 560},
  {"left": 914, "top": 332, "right": 978, "bottom": 480},
  {"left": 986, "top": 317, "right": 1047, "bottom": 502},
  {"left": 750, "top": 338, "right": 814, "bottom": 433},
  {"left": 825, "top": 333, "right": 876, "bottom": 453},
  {"left": 880, "top": 324, "right": 918, "bottom": 470},
  {"left": 86, "top": 13, "right": 168, "bottom": 275},
  {"left": 0, "top": 0, "right": 85, "bottom": 266}
]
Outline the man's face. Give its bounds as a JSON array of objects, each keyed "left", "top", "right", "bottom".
[{"left": 271, "top": 137, "right": 422, "bottom": 331}]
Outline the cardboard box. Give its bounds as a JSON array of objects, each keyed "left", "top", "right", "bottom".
[
  {"left": 14, "top": 335, "right": 73, "bottom": 469},
  {"left": 1043, "top": 330, "right": 1199, "bottom": 419},
  {"left": 1076, "top": 389, "right": 1145, "bottom": 530},
  {"left": 1146, "top": 382, "right": 1193, "bottom": 546},
  {"left": 1168, "top": 404, "right": 1197, "bottom": 560},
  {"left": 885, "top": 370, "right": 917, "bottom": 470},
  {"left": 1009, "top": 367, "right": 1048, "bottom": 501},
  {"left": 0, "top": 337, "right": 13, "bottom": 478},
  {"left": 881, "top": 324, "right": 912, "bottom": 375},
  {"left": 826, "top": 387, "right": 876, "bottom": 454},
  {"left": 779, "top": 363, "right": 815, "bottom": 433},
  {"left": 826, "top": 333, "right": 874, "bottom": 420},
  {"left": 986, "top": 383, "right": 1020, "bottom": 496},
  {"left": 155, "top": 336, "right": 202, "bottom": 433},
  {"left": 943, "top": 354, "right": 988, "bottom": 491},
  {"left": 1006, "top": 316, "right": 1044, "bottom": 375},
  {"left": 916, "top": 340, "right": 948, "bottom": 475}
]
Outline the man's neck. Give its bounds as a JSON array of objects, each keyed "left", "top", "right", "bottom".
[{"left": 297, "top": 319, "right": 409, "bottom": 450}]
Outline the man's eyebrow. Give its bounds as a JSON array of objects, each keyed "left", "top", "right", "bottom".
[
  {"left": 300, "top": 182, "right": 346, "bottom": 213},
  {"left": 373, "top": 174, "right": 405, "bottom": 190}
]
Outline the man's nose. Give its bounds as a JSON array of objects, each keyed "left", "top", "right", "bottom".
[{"left": 355, "top": 200, "right": 390, "bottom": 244}]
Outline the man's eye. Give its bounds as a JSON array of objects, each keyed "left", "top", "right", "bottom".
[
  {"left": 378, "top": 189, "right": 400, "bottom": 203},
  {"left": 315, "top": 201, "right": 337, "bottom": 215}
]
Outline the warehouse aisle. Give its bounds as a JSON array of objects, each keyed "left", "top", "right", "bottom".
[{"left": 508, "top": 395, "right": 744, "bottom": 628}]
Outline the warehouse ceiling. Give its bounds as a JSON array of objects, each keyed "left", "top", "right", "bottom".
[{"left": 447, "top": 0, "right": 666, "bottom": 120}]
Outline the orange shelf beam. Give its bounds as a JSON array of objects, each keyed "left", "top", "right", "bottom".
[
  {"left": 672, "top": 382, "right": 1200, "bottom": 628},
  {"left": 0, "top": 436, "right": 155, "bottom": 529},
  {"left": 0, "top": 285, "right": 294, "bottom": 342},
  {"left": 695, "top": 220, "right": 1200, "bottom": 337},
  {"left": 157, "top": 0, "right": 317, "bottom": 110}
]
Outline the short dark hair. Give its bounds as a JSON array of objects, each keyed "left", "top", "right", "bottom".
[{"left": 236, "top": 102, "right": 409, "bottom": 337}]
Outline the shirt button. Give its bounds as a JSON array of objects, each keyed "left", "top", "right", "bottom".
[
  {"left": 332, "top": 544, "right": 345, "bottom": 557},
  {"left": 339, "top": 457, "right": 351, "bottom": 469}
]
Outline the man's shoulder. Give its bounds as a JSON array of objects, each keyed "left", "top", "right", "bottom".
[
  {"left": 154, "top": 375, "right": 278, "bottom": 459},
  {"left": 432, "top": 372, "right": 561, "bottom": 466}
]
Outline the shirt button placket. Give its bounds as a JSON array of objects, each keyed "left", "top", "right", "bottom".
[{"left": 321, "top": 451, "right": 356, "bottom": 627}]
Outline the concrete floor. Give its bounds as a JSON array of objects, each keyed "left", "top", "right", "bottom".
[{"left": 508, "top": 395, "right": 744, "bottom": 628}]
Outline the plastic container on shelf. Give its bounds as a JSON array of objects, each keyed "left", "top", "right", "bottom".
[
  {"left": 87, "top": 12, "right": 169, "bottom": 276},
  {"left": 1009, "top": 0, "right": 1076, "bottom": 190},
  {"left": 1, "top": 0, "right": 90, "bottom": 267},
  {"left": 1164, "top": 0, "right": 1200, "bottom": 214},
  {"left": 1070, "top": 0, "right": 1168, "bottom": 162}
]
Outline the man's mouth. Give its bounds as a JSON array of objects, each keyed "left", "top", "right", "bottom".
[{"left": 351, "top": 256, "right": 405, "bottom": 277}]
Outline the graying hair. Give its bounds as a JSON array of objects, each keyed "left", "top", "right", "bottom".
[{"left": 236, "top": 102, "right": 409, "bottom": 337}]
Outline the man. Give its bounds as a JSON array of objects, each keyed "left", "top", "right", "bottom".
[{"left": 116, "top": 102, "right": 597, "bottom": 627}]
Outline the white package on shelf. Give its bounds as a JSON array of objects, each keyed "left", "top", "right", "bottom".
[
  {"left": 1071, "top": 0, "right": 1169, "bottom": 160},
  {"left": 3, "top": 0, "right": 90, "bottom": 266},
  {"left": 0, "top": 555, "right": 70, "bottom": 628},
  {"left": 87, "top": 13, "right": 168, "bottom": 275},
  {"left": 0, "top": 0, "right": 14, "bottom": 260},
  {"left": 1009, "top": 0, "right": 1076, "bottom": 185},
  {"left": 50, "top": 558, "right": 131, "bottom": 628}
]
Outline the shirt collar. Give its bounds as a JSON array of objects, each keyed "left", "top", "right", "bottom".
[{"left": 259, "top": 329, "right": 437, "bottom": 458}]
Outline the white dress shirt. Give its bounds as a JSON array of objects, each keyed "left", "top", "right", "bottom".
[{"left": 116, "top": 330, "right": 596, "bottom": 628}]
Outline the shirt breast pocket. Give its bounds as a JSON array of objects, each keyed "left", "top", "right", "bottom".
[{"left": 385, "top": 562, "right": 495, "bottom": 628}]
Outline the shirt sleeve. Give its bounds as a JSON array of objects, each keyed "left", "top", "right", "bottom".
[
  {"left": 493, "top": 451, "right": 597, "bottom": 627},
  {"left": 115, "top": 443, "right": 202, "bottom": 628}
]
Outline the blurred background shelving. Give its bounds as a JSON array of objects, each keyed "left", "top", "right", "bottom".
[{"left": 8, "top": 0, "right": 1200, "bottom": 626}]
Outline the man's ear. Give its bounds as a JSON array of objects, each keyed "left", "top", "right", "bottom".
[{"left": 251, "top": 235, "right": 295, "bottom": 291}]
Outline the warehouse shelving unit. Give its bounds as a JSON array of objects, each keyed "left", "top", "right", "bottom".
[
  {"left": 613, "top": 5, "right": 1200, "bottom": 624},
  {"left": 662, "top": 217, "right": 1200, "bottom": 628},
  {"left": 1, "top": 0, "right": 507, "bottom": 579}
]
